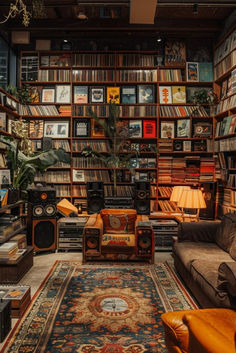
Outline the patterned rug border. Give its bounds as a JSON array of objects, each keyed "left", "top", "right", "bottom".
[{"left": 1, "top": 260, "right": 198, "bottom": 353}]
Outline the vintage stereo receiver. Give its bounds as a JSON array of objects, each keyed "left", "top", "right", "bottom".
[
  {"left": 150, "top": 219, "right": 178, "bottom": 251},
  {"left": 57, "top": 217, "right": 88, "bottom": 250},
  {"left": 104, "top": 197, "right": 133, "bottom": 209}
]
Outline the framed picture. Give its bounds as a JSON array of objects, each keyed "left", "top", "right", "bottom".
[
  {"left": 107, "top": 87, "right": 120, "bottom": 104},
  {"left": 73, "top": 119, "right": 90, "bottom": 137},
  {"left": 29, "top": 120, "right": 44, "bottom": 138},
  {"left": 143, "top": 120, "right": 156, "bottom": 138},
  {"left": 177, "top": 119, "right": 190, "bottom": 137},
  {"left": 165, "top": 40, "right": 186, "bottom": 66},
  {"left": 0, "top": 112, "right": 6, "bottom": 131},
  {"left": 91, "top": 119, "right": 105, "bottom": 137},
  {"left": 44, "top": 121, "right": 69, "bottom": 138},
  {"left": 193, "top": 122, "right": 212, "bottom": 137},
  {"left": 0, "top": 169, "right": 11, "bottom": 185},
  {"left": 160, "top": 121, "right": 175, "bottom": 138},
  {"left": 138, "top": 85, "right": 154, "bottom": 103},
  {"left": 186, "top": 62, "right": 199, "bottom": 82},
  {"left": 74, "top": 86, "right": 88, "bottom": 103},
  {"left": 42, "top": 88, "right": 55, "bottom": 103},
  {"left": 183, "top": 140, "right": 192, "bottom": 152},
  {"left": 56, "top": 85, "right": 71, "bottom": 103},
  {"left": 159, "top": 86, "right": 172, "bottom": 104},
  {"left": 30, "top": 86, "right": 41, "bottom": 103},
  {"left": 129, "top": 120, "right": 142, "bottom": 138},
  {"left": 121, "top": 86, "right": 136, "bottom": 104},
  {"left": 172, "top": 86, "right": 186, "bottom": 104},
  {"left": 89, "top": 86, "right": 105, "bottom": 103},
  {"left": 72, "top": 169, "right": 85, "bottom": 182}
]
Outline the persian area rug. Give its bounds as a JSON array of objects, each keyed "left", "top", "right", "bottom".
[{"left": 2, "top": 261, "right": 198, "bottom": 353}]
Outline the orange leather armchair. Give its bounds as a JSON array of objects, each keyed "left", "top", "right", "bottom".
[
  {"left": 161, "top": 308, "right": 236, "bottom": 353},
  {"left": 83, "top": 208, "right": 154, "bottom": 263}
]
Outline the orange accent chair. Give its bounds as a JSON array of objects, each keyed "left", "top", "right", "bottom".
[
  {"left": 161, "top": 308, "right": 236, "bottom": 353},
  {"left": 83, "top": 208, "right": 154, "bottom": 263}
]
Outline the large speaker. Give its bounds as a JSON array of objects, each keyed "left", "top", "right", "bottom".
[
  {"left": 83, "top": 228, "right": 101, "bottom": 256},
  {"left": 199, "top": 182, "right": 216, "bottom": 220},
  {"left": 136, "top": 227, "right": 154, "bottom": 258},
  {"left": 0, "top": 300, "right": 11, "bottom": 343},
  {"left": 28, "top": 186, "right": 56, "bottom": 204},
  {"left": 87, "top": 182, "right": 104, "bottom": 214},
  {"left": 32, "top": 219, "right": 57, "bottom": 252},
  {"left": 134, "top": 181, "right": 150, "bottom": 215}
]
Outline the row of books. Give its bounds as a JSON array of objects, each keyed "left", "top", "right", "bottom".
[
  {"left": 158, "top": 200, "right": 181, "bottom": 212},
  {"left": 53, "top": 184, "right": 71, "bottom": 197},
  {"left": 72, "top": 70, "right": 115, "bottom": 82},
  {"left": 117, "top": 54, "right": 159, "bottom": 67},
  {"left": 228, "top": 174, "right": 236, "bottom": 187},
  {"left": 72, "top": 157, "right": 107, "bottom": 168},
  {"left": 72, "top": 140, "right": 111, "bottom": 153},
  {"left": 231, "top": 190, "right": 236, "bottom": 207},
  {"left": 220, "top": 69, "right": 236, "bottom": 99},
  {"left": 0, "top": 153, "right": 6, "bottom": 168},
  {"left": 116, "top": 70, "right": 157, "bottom": 82},
  {"left": 159, "top": 69, "right": 184, "bottom": 82},
  {"left": 215, "top": 93, "right": 236, "bottom": 114},
  {"left": 215, "top": 114, "right": 236, "bottom": 137},
  {"left": 214, "top": 137, "right": 236, "bottom": 152},
  {"left": 158, "top": 186, "right": 173, "bottom": 198},
  {"left": 34, "top": 171, "right": 71, "bottom": 183},
  {"left": 214, "top": 29, "right": 236, "bottom": 65},
  {"left": 40, "top": 54, "right": 71, "bottom": 67},
  {"left": 73, "top": 53, "right": 115, "bottom": 67},
  {"left": 38, "top": 70, "right": 71, "bottom": 82},
  {"left": 158, "top": 139, "right": 213, "bottom": 153},
  {"left": 214, "top": 50, "right": 236, "bottom": 80},
  {"left": 159, "top": 105, "right": 208, "bottom": 117},
  {"left": 20, "top": 104, "right": 59, "bottom": 116},
  {"left": 73, "top": 104, "right": 157, "bottom": 117}
]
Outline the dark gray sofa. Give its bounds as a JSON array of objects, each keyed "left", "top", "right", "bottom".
[{"left": 173, "top": 213, "right": 236, "bottom": 308}]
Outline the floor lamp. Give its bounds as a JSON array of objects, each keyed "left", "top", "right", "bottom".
[{"left": 177, "top": 188, "right": 206, "bottom": 222}]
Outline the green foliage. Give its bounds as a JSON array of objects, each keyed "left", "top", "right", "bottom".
[
  {"left": 82, "top": 103, "right": 137, "bottom": 195},
  {"left": 0, "top": 135, "right": 71, "bottom": 191},
  {"left": 6, "top": 84, "right": 32, "bottom": 104},
  {"left": 191, "top": 89, "right": 218, "bottom": 105}
]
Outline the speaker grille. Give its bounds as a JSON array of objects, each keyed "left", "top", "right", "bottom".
[{"left": 33, "top": 220, "right": 56, "bottom": 250}]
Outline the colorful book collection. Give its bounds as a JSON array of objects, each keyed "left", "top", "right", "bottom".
[{"left": 215, "top": 114, "right": 236, "bottom": 137}]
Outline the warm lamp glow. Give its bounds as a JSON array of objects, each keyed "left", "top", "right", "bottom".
[
  {"left": 170, "top": 186, "right": 191, "bottom": 203},
  {"left": 177, "top": 189, "right": 206, "bottom": 221}
]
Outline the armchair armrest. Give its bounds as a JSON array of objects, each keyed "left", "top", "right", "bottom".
[
  {"left": 178, "top": 222, "right": 220, "bottom": 243},
  {"left": 84, "top": 213, "right": 103, "bottom": 234},
  {"left": 218, "top": 262, "right": 236, "bottom": 297}
]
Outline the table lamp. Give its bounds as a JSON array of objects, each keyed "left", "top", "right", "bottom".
[
  {"left": 177, "top": 188, "right": 206, "bottom": 221},
  {"left": 170, "top": 186, "right": 191, "bottom": 220}
]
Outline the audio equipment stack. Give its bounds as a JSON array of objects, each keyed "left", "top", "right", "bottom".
[
  {"left": 104, "top": 197, "right": 133, "bottom": 209},
  {"left": 27, "top": 186, "right": 57, "bottom": 253},
  {"left": 149, "top": 218, "right": 178, "bottom": 251},
  {"left": 57, "top": 217, "right": 88, "bottom": 251}
]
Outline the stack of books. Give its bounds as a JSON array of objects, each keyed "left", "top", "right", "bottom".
[{"left": 0, "top": 242, "right": 18, "bottom": 260}]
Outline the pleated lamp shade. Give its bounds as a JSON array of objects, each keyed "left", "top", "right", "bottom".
[
  {"left": 170, "top": 186, "right": 191, "bottom": 203},
  {"left": 177, "top": 189, "right": 206, "bottom": 209}
]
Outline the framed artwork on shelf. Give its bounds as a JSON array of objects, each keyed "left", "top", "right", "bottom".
[
  {"left": 107, "top": 87, "right": 120, "bottom": 104},
  {"left": 172, "top": 86, "right": 186, "bottom": 104},
  {"left": 159, "top": 86, "right": 172, "bottom": 104},
  {"left": 29, "top": 120, "right": 44, "bottom": 138},
  {"left": 129, "top": 120, "right": 142, "bottom": 138},
  {"left": 74, "top": 86, "right": 88, "bottom": 103},
  {"left": 183, "top": 140, "right": 192, "bottom": 152},
  {"left": 0, "top": 112, "right": 6, "bottom": 131},
  {"left": 91, "top": 119, "right": 105, "bottom": 137},
  {"left": 44, "top": 121, "right": 69, "bottom": 138},
  {"left": 56, "top": 85, "right": 71, "bottom": 103},
  {"left": 89, "top": 86, "right": 105, "bottom": 103},
  {"left": 186, "top": 62, "right": 199, "bottom": 82},
  {"left": 138, "top": 85, "right": 154, "bottom": 103},
  {"left": 176, "top": 119, "right": 190, "bottom": 137},
  {"left": 0, "top": 169, "right": 11, "bottom": 185},
  {"left": 121, "top": 86, "right": 136, "bottom": 104},
  {"left": 193, "top": 122, "right": 212, "bottom": 137},
  {"left": 143, "top": 120, "right": 156, "bottom": 138},
  {"left": 72, "top": 169, "right": 85, "bottom": 182},
  {"left": 42, "top": 87, "right": 55, "bottom": 103},
  {"left": 30, "top": 87, "right": 41, "bottom": 103},
  {"left": 160, "top": 121, "right": 175, "bottom": 139},
  {"left": 73, "top": 119, "right": 90, "bottom": 137},
  {"left": 164, "top": 40, "right": 186, "bottom": 66}
]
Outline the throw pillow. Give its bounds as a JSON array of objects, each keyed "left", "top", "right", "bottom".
[
  {"left": 217, "top": 262, "right": 236, "bottom": 297},
  {"left": 215, "top": 213, "right": 236, "bottom": 252}
]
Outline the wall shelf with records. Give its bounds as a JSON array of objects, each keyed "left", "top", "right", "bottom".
[
  {"left": 19, "top": 46, "right": 215, "bottom": 214},
  {"left": 213, "top": 26, "right": 236, "bottom": 218}
]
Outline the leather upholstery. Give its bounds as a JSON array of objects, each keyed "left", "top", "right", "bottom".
[{"left": 161, "top": 308, "right": 236, "bottom": 353}]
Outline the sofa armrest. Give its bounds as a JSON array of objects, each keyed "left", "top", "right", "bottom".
[
  {"left": 178, "top": 222, "right": 220, "bottom": 243},
  {"left": 84, "top": 213, "right": 103, "bottom": 234},
  {"left": 218, "top": 262, "right": 236, "bottom": 297}
]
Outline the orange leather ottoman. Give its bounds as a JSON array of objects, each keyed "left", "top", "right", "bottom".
[{"left": 161, "top": 308, "right": 236, "bottom": 353}]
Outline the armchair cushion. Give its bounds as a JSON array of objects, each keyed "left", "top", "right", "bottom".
[
  {"left": 218, "top": 262, "right": 236, "bottom": 297},
  {"left": 215, "top": 213, "right": 236, "bottom": 252},
  {"left": 102, "top": 233, "right": 135, "bottom": 247},
  {"left": 100, "top": 209, "right": 137, "bottom": 234}
]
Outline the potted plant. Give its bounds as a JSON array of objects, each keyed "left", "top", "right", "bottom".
[
  {"left": 190, "top": 88, "right": 218, "bottom": 115},
  {"left": 82, "top": 103, "right": 138, "bottom": 196}
]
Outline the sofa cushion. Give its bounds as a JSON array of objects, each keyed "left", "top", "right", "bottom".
[
  {"left": 173, "top": 242, "right": 231, "bottom": 271},
  {"left": 190, "top": 260, "right": 233, "bottom": 308},
  {"left": 218, "top": 262, "right": 236, "bottom": 297},
  {"left": 229, "top": 236, "right": 236, "bottom": 261},
  {"left": 101, "top": 209, "right": 137, "bottom": 234},
  {"left": 215, "top": 213, "right": 236, "bottom": 252}
]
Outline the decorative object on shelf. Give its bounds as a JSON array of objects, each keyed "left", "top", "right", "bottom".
[
  {"left": 0, "top": 135, "right": 71, "bottom": 194},
  {"left": 190, "top": 88, "right": 218, "bottom": 105},
  {"left": 186, "top": 62, "right": 199, "bottom": 82},
  {"left": 42, "top": 88, "right": 55, "bottom": 103},
  {"left": 160, "top": 121, "right": 175, "bottom": 139},
  {"left": 165, "top": 41, "right": 186, "bottom": 66},
  {"left": 176, "top": 119, "right": 190, "bottom": 138},
  {"left": 44, "top": 121, "right": 69, "bottom": 138},
  {"left": 82, "top": 103, "right": 138, "bottom": 196},
  {"left": 106, "top": 87, "right": 120, "bottom": 104},
  {"left": 73, "top": 119, "right": 90, "bottom": 137},
  {"left": 193, "top": 122, "right": 212, "bottom": 137},
  {"left": 89, "top": 87, "right": 105, "bottom": 103}
]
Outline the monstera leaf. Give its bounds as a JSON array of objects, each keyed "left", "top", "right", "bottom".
[{"left": 0, "top": 135, "right": 71, "bottom": 190}]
